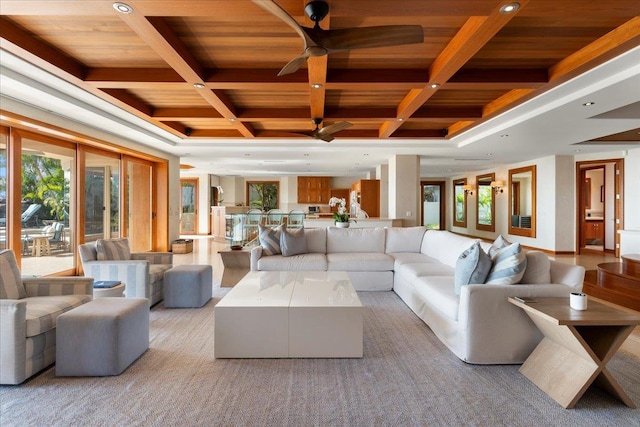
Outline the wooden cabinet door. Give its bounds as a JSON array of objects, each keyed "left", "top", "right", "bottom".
[{"left": 297, "top": 177, "right": 310, "bottom": 203}]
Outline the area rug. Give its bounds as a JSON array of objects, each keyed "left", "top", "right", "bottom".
[{"left": 2, "top": 290, "right": 639, "bottom": 426}]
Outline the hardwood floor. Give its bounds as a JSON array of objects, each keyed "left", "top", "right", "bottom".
[{"left": 175, "top": 236, "right": 640, "bottom": 358}]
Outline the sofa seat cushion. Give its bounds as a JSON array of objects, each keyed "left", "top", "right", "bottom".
[
  {"left": 389, "top": 252, "right": 438, "bottom": 270},
  {"left": 257, "top": 253, "right": 327, "bottom": 271},
  {"left": 413, "top": 276, "right": 459, "bottom": 321},
  {"left": 396, "top": 262, "right": 455, "bottom": 280},
  {"left": 150, "top": 264, "right": 172, "bottom": 283},
  {"left": 327, "top": 252, "right": 394, "bottom": 271},
  {"left": 24, "top": 295, "right": 92, "bottom": 337}
]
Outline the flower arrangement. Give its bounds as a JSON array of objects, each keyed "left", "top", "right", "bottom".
[{"left": 329, "top": 197, "right": 351, "bottom": 223}]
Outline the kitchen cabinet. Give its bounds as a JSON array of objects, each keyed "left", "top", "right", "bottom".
[
  {"left": 585, "top": 220, "right": 604, "bottom": 241},
  {"left": 297, "top": 177, "right": 331, "bottom": 204},
  {"left": 351, "top": 180, "right": 380, "bottom": 218}
]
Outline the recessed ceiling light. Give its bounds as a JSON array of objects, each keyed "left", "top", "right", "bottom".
[
  {"left": 486, "top": 153, "right": 493, "bottom": 156},
  {"left": 311, "top": 83, "right": 323, "bottom": 89},
  {"left": 499, "top": 2, "right": 520, "bottom": 14},
  {"left": 583, "top": 101, "right": 595, "bottom": 106},
  {"left": 303, "top": 153, "right": 310, "bottom": 157},
  {"left": 113, "top": 2, "right": 133, "bottom": 14},
  {"left": 574, "top": 149, "right": 582, "bottom": 152},
  {"left": 244, "top": 153, "right": 250, "bottom": 156},
  {"left": 500, "top": 134, "right": 509, "bottom": 138},
  {"left": 397, "top": 118, "right": 404, "bottom": 122},
  {"left": 193, "top": 83, "right": 205, "bottom": 89},
  {"left": 228, "top": 118, "right": 236, "bottom": 122},
  {"left": 363, "top": 153, "right": 369, "bottom": 156},
  {"left": 429, "top": 83, "right": 440, "bottom": 89}
]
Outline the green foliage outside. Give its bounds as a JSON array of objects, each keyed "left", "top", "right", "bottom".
[
  {"left": 21, "top": 154, "right": 69, "bottom": 222},
  {"left": 477, "top": 186, "right": 492, "bottom": 225},
  {"left": 248, "top": 183, "right": 278, "bottom": 211}
]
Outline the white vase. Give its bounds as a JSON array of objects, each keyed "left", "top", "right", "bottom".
[{"left": 336, "top": 221, "right": 350, "bottom": 228}]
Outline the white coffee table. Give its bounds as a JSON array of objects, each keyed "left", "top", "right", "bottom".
[{"left": 214, "top": 271, "right": 363, "bottom": 358}]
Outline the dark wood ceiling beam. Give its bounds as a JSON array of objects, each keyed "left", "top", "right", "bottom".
[
  {"left": 82, "top": 66, "right": 546, "bottom": 91},
  {"left": 161, "top": 121, "right": 190, "bottom": 136},
  {"left": 153, "top": 108, "right": 224, "bottom": 120},
  {"left": 0, "top": 17, "right": 86, "bottom": 80},
  {"left": 306, "top": 0, "right": 329, "bottom": 123},
  {"left": 445, "top": 68, "right": 548, "bottom": 89},
  {"left": 85, "top": 68, "right": 185, "bottom": 88},
  {"left": 379, "top": 0, "right": 529, "bottom": 138},
  {"left": 115, "top": 9, "right": 255, "bottom": 137},
  {"left": 187, "top": 129, "right": 250, "bottom": 138},
  {"left": 100, "top": 89, "right": 154, "bottom": 117}
]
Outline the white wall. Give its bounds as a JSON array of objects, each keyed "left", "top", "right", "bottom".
[
  {"left": 389, "top": 155, "right": 420, "bottom": 226},
  {"left": 376, "top": 164, "right": 389, "bottom": 218}
]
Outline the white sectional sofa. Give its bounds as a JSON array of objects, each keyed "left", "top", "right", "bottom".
[{"left": 250, "top": 227, "right": 585, "bottom": 364}]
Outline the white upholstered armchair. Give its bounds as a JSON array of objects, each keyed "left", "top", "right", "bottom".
[
  {"left": 0, "top": 249, "right": 93, "bottom": 385},
  {"left": 78, "top": 238, "right": 173, "bottom": 306}
]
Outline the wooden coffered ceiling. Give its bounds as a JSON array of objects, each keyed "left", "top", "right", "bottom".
[{"left": 1, "top": 0, "right": 639, "bottom": 142}]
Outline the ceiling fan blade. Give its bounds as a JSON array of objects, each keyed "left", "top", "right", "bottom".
[
  {"left": 278, "top": 54, "right": 309, "bottom": 76},
  {"left": 317, "top": 121, "right": 353, "bottom": 136},
  {"left": 253, "top": 0, "right": 315, "bottom": 48},
  {"left": 306, "top": 25, "right": 424, "bottom": 51},
  {"left": 319, "top": 134, "right": 335, "bottom": 143}
]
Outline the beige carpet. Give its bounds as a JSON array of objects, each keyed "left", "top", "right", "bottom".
[{"left": 2, "top": 290, "right": 639, "bottom": 426}]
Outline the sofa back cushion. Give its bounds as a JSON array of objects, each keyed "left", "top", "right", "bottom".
[
  {"left": 96, "top": 238, "right": 131, "bottom": 261},
  {"left": 305, "top": 228, "right": 327, "bottom": 254},
  {"left": 520, "top": 251, "right": 551, "bottom": 284},
  {"left": 385, "top": 226, "right": 427, "bottom": 253},
  {"left": 327, "top": 227, "right": 385, "bottom": 253},
  {"left": 420, "top": 230, "right": 477, "bottom": 268},
  {"left": 0, "top": 250, "right": 27, "bottom": 299}
]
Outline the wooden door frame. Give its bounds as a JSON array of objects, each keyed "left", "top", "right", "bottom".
[
  {"left": 576, "top": 159, "right": 624, "bottom": 257},
  {"left": 420, "top": 181, "right": 446, "bottom": 229}
]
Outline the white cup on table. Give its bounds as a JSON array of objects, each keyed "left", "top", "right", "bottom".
[{"left": 570, "top": 292, "right": 588, "bottom": 310}]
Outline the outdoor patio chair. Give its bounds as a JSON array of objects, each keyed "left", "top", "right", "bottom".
[
  {"left": 20, "top": 204, "right": 42, "bottom": 227},
  {"left": 48, "top": 222, "right": 67, "bottom": 250}
]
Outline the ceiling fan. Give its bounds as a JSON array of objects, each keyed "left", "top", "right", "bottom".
[
  {"left": 299, "top": 118, "right": 353, "bottom": 142},
  {"left": 253, "top": 0, "right": 424, "bottom": 76}
]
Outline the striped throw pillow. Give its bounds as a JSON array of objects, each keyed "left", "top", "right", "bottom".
[
  {"left": 259, "top": 224, "right": 283, "bottom": 256},
  {"left": 96, "top": 238, "right": 131, "bottom": 261},
  {"left": 485, "top": 242, "right": 527, "bottom": 285},
  {"left": 488, "top": 235, "right": 511, "bottom": 258},
  {"left": 0, "top": 250, "right": 27, "bottom": 299}
]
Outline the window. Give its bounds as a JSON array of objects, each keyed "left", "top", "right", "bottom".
[{"left": 246, "top": 181, "right": 279, "bottom": 211}]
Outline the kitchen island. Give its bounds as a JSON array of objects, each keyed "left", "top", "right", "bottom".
[{"left": 303, "top": 217, "right": 402, "bottom": 228}]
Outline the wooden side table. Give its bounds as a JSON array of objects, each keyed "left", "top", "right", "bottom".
[
  {"left": 31, "top": 235, "right": 50, "bottom": 257},
  {"left": 509, "top": 297, "right": 640, "bottom": 408},
  {"left": 219, "top": 247, "right": 251, "bottom": 287}
]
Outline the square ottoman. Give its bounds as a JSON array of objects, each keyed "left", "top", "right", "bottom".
[
  {"left": 164, "top": 265, "right": 213, "bottom": 308},
  {"left": 56, "top": 297, "right": 149, "bottom": 376}
]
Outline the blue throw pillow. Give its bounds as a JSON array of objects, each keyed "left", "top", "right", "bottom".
[
  {"left": 259, "top": 224, "right": 283, "bottom": 256},
  {"left": 488, "top": 235, "right": 510, "bottom": 258},
  {"left": 454, "top": 242, "right": 492, "bottom": 295},
  {"left": 485, "top": 243, "right": 527, "bottom": 285},
  {"left": 280, "top": 227, "right": 308, "bottom": 257}
]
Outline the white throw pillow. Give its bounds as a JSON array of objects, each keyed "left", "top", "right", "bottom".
[
  {"left": 520, "top": 251, "right": 551, "bottom": 284},
  {"left": 485, "top": 243, "right": 527, "bottom": 285},
  {"left": 454, "top": 242, "right": 492, "bottom": 295}
]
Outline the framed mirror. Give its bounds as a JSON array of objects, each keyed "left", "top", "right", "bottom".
[
  {"left": 508, "top": 165, "right": 536, "bottom": 237},
  {"left": 476, "top": 173, "right": 495, "bottom": 232},
  {"left": 453, "top": 178, "right": 467, "bottom": 227}
]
